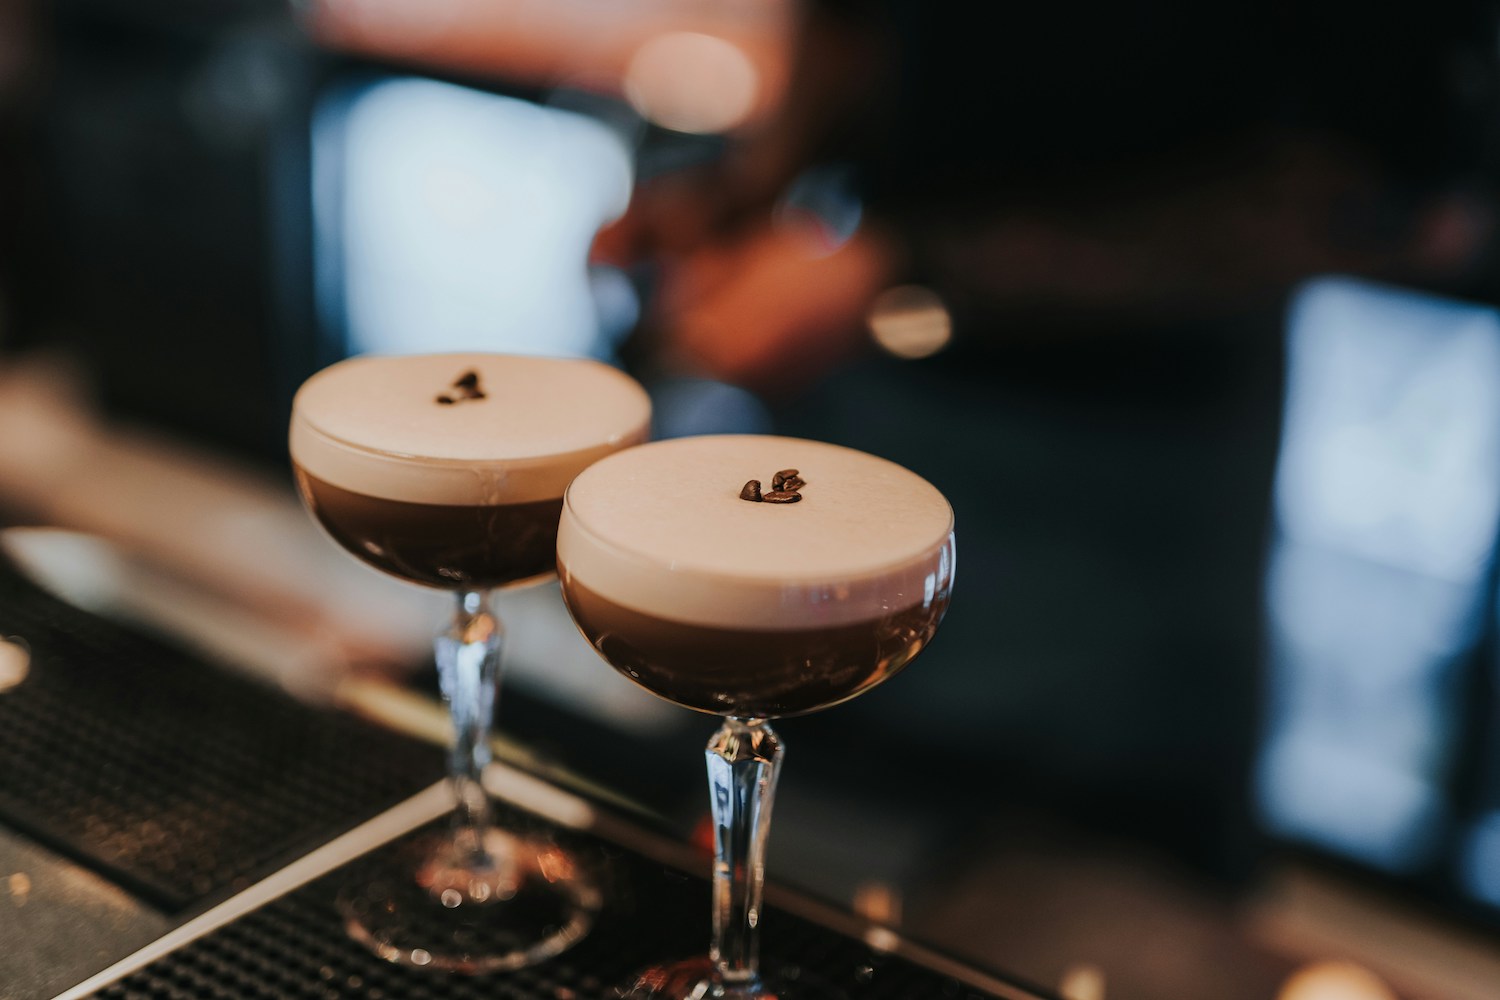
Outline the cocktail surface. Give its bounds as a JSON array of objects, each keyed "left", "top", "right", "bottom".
[
  {"left": 559, "top": 434, "right": 954, "bottom": 630},
  {"left": 291, "top": 352, "right": 651, "bottom": 506}
]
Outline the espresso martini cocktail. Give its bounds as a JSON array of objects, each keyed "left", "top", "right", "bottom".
[
  {"left": 559, "top": 435, "right": 955, "bottom": 1000},
  {"left": 292, "top": 352, "right": 651, "bottom": 589},
  {"left": 290, "top": 352, "right": 650, "bottom": 974},
  {"left": 559, "top": 435, "right": 954, "bottom": 718}
]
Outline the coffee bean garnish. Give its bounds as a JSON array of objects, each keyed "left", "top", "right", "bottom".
[
  {"left": 437, "top": 369, "right": 488, "bottom": 405},
  {"left": 739, "top": 468, "right": 806, "bottom": 503}
]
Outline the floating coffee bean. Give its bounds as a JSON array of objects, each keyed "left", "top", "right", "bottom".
[
  {"left": 438, "top": 370, "right": 487, "bottom": 404},
  {"left": 782, "top": 476, "right": 806, "bottom": 491}
]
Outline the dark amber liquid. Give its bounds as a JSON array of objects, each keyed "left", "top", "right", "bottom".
[
  {"left": 558, "top": 573, "right": 950, "bottom": 718},
  {"left": 296, "top": 469, "right": 563, "bottom": 589}
]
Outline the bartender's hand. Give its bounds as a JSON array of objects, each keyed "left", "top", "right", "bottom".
[{"left": 604, "top": 212, "right": 898, "bottom": 397}]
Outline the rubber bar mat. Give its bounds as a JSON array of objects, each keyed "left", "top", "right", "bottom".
[
  {"left": 91, "top": 811, "right": 1052, "bottom": 1000},
  {"left": 0, "top": 555, "right": 445, "bottom": 912}
]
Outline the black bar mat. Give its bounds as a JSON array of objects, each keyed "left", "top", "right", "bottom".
[
  {"left": 91, "top": 809, "right": 1055, "bottom": 1000},
  {"left": 0, "top": 556, "right": 445, "bottom": 912}
]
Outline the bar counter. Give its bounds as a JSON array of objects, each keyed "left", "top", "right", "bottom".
[{"left": 0, "top": 542, "right": 1054, "bottom": 1000}]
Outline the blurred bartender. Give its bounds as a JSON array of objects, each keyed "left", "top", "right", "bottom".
[{"left": 308, "top": 0, "right": 1500, "bottom": 871}]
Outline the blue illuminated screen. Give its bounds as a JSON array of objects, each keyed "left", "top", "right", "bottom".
[
  {"left": 310, "top": 76, "right": 639, "bottom": 362},
  {"left": 1259, "top": 276, "right": 1500, "bottom": 912}
]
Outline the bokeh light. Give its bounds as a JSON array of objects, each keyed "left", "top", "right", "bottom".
[
  {"left": 0, "top": 638, "right": 28, "bottom": 693},
  {"left": 1278, "top": 961, "right": 1399, "bottom": 1000},
  {"left": 1058, "top": 962, "right": 1106, "bottom": 1000},
  {"left": 624, "top": 32, "right": 758, "bottom": 134},
  {"left": 867, "top": 285, "right": 952, "bottom": 359}
]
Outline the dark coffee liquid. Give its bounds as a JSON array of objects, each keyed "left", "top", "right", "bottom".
[
  {"left": 558, "top": 574, "right": 950, "bottom": 718},
  {"left": 296, "top": 469, "right": 563, "bottom": 589}
]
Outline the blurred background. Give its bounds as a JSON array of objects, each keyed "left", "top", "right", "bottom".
[{"left": 3, "top": 1, "right": 1500, "bottom": 998}]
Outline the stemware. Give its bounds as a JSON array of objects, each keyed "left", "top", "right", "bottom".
[
  {"left": 558, "top": 434, "right": 955, "bottom": 998},
  {"left": 290, "top": 351, "right": 650, "bottom": 972}
]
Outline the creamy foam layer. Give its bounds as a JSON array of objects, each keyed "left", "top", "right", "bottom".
[
  {"left": 290, "top": 353, "right": 651, "bottom": 505},
  {"left": 558, "top": 435, "right": 955, "bottom": 629}
]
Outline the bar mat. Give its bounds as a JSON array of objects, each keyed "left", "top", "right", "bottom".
[
  {"left": 0, "top": 555, "right": 445, "bottom": 912},
  {"left": 92, "top": 810, "right": 1051, "bottom": 1000}
]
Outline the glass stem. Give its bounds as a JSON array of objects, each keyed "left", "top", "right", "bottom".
[
  {"left": 434, "top": 589, "right": 503, "bottom": 867},
  {"left": 706, "top": 717, "right": 783, "bottom": 994}
]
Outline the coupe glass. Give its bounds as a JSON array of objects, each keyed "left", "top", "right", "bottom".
[
  {"left": 557, "top": 434, "right": 955, "bottom": 999},
  {"left": 289, "top": 351, "right": 650, "bottom": 972}
]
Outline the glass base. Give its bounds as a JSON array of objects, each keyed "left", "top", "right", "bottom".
[
  {"left": 617, "top": 957, "right": 847, "bottom": 999},
  {"left": 336, "top": 829, "right": 599, "bottom": 974}
]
